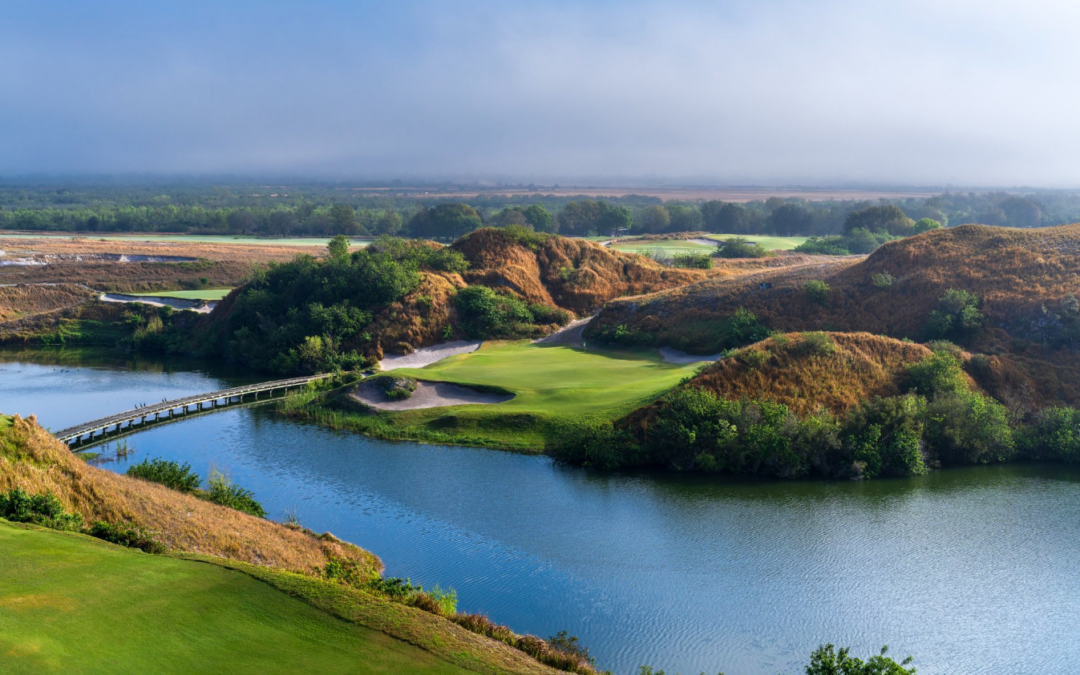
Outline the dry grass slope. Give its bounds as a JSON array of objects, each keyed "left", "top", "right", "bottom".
[
  {"left": 0, "top": 283, "right": 96, "bottom": 323},
  {"left": 0, "top": 414, "right": 381, "bottom": 576}
]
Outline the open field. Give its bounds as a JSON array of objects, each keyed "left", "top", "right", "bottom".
[
  {"left": 130, "top": 288, "right": 233, "bottom": 300},
  {"left": 289, "top": 341, "right": 702, "bottom": 449},
  {"left": 0, "top": 521, "right": 478, "bottom": 675},
  {"left": 703, "top": 234, "right": 808, "bottom": 250},
  {"left": 0, "top": 232, "right": 372, "bottom": 246}
]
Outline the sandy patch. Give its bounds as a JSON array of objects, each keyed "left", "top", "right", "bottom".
[
  {"left": 686, "top": 238, "right": 721, "bottom": 247},
  {"left": 378, "top": 340, "right": 481, "bottom": 371},
  {"left": 351, "top": 379, "right": 513, "bottom": 411},
  {"left": 100, "top": 293, "right": 217, "bottom": 313},
  {"left": 659, "top": 347, "right": 724, "bottom": 364}
]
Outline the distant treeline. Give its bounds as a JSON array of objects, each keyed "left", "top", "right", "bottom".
[{"left": 1, "top": 183, "right": 1077, "bottom": 238}]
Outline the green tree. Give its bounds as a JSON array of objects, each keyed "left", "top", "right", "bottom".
[
  {"left": 844, "top": 205, "right": 914, "bottom": 236},
  {"left": 327, "top": 234, "right": 351, "bottom": 261},
  {"left": 407, "top": 203, "right": 483, "bottom": 239},
  {"left": 637, "top": 205, "right": 671, "bottom": 233},
  {"left": 329, "top": 204, "right": 359, "bottom": 234}
]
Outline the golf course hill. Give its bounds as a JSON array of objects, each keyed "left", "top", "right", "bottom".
[
  {"left": 195, "top": 228, "right": 711, "bottom": 373},
  {"left": 0, "top": 414, "right": 599, "bottom": 675},
  {"left": 587, "top": 223, "right": 1080, "bottom": 407}
]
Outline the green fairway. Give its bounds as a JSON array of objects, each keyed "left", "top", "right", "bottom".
[
  {"left": 0, "top": 522, "right": 476, "bottom": 675},
  {"left": 609, "top": 239, "right": 716, "bottom": 256},
  {"left": 297, "top": 342, "right": 702, "bottom": 450},
  {"left": 0, "top": 233, "right": 372, "bottom": 247},
  {"left": 400, "top": 342, "right": 698, "bottom": 416},
  {"left": 702, "top": 234, "right": 807, "bottom": 250},
  {"left": 130, "top": 288, "right": 233, "bottom": 300}
]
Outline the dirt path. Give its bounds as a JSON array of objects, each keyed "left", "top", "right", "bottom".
[
  {"left": 350, "top": 380, "right": 513, "bottom": 411},
  {"left": 378, "top": 340, "right": 482, "bottom": 371}
]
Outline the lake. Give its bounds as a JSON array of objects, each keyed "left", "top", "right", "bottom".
[{"left": 2, "top": 348, "right": 1078, "bottom": 675}]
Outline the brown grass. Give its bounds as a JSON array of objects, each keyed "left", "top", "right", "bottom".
[
  {"left": 0, "top": 414, "right": 382, "bottom": 576},
  {"left": 0, "top": 283, "right": 95, "bottom": 322},
  {"left": 593, "top": 224, "right": 1080, "bottom": 406}
]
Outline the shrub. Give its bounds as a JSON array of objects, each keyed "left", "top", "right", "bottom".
[
  {"left": 1020, "top": 407, "right": 1080, "bottom": 462},
  {"left": 805, "top": 644, "right": 915, "bottom": 675},
  {"left": 795, "top": 236, "right": 851, "bottom": 256},
  {"left": 126, "top": 458, "right": 200, "bottom": 493},
  {"left": 88, "top": 521, "right": 167, "bottom": 554},
  {"left": 870, "top": 271, "right": 895, "bottom": 288},
  {"left": 904, "top": 351, "right": 967, "bottom": 397},
  {"left": 205, "top": 470, "right": 266, "bottom": 517},
  {"left": 550, "top": 420, "right": 639, "bottom": 470},
  {"left": 925, "top": 289, "right": 982, "bottom": 342},
  {"left": 842, "top": 395, "right": 927, "bottom": 478},
  {"left": 323, "top": 556, "right": 377, "bottom": 586},
  {"left": 924, "top": 390, "right": 1015, "bottom": 465},
  {"left": 803, "top": 280, "right": 830, "bottom": 305},
  {"left": 548, "top": 631, "right": 596, "bottom": 667},
  {"left": 0, "top": 488, "right": 83, "bottom": 531},
  {"left": 796, "top": 332, "right": 838, "bottom": 356},
  {"left": 529, "top": 303, "right": 573, "bottom": 326},
  {"left": 454, "top": 285, "right": 534, "bottom": 338},
  {"left": 372, "top": 375, "right": 418, "bottom": 400},
  {"left": 671, "top": 252, "right": 713, "bottom": 269},
  {"left": 736, "top": 347, "right": 771, "bottom": 370},
  {"left": 713, "top": 237, "right": 773, "bottom": 259}
]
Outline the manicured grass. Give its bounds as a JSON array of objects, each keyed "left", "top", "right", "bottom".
[
  {"left": 702, "top": 234, "right": 808, "bottom": 250},
  {"left": 0, "top": 521, "right": 485, "bottom": 675},
  {"left": 291, "top": 342, "right": 701, "bottom": 450},
  {"left": 130, "top": 288, "right": 233, "bottom": 300},
  {"left": 609, "top": 240, "right": 716, "bottom": 256}
]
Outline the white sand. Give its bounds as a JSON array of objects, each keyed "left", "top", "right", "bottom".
[
  {"left": 659, "top": 346, "right": 724, "bottom": 364},
  {"left": 99, "top": 293, "right": 217, "bottom": 313},
  {"left": 351, "top": 380, "right": 513, "bottom": 411},
  {"left": 378, "top": 340, "right": 482, "bottom": 372}
]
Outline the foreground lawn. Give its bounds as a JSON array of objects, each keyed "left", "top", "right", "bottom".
[
  {"left": 130, "top": 288, "right": 233, "bottom": 300},
  {"left": 292, "top": 342, "right": 701, "bottom": 450},
  {"left": 702, "top": 234, "right": 808, "bottom": 250},
  {"left": 0, "top": 522, "right": 478, "bottom": 675}
]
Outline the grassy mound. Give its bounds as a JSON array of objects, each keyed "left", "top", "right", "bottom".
[
  {"left": 687, "top": 332, "right": 937, "bottom": 416},
  {"left": 0, "top": 414, "right": 380, "bottom": 575},
  {"left": 0, "top": 283, "right": 96, "bottom": 323},
  {"left": 0, "top": 522, "right": 483, "bottom": 675},
  {"left": 590, "top": 224, "right": 1080, "bottom": 407}
]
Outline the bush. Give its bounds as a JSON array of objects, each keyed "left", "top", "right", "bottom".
[
  {"left": 1020, "top": 407, "right": 1080, "bottom": 462},
  {"left": 795, "top": 236, "right": 851, "bottom": 256},
  {"left": 805, "top": 644, "right": 915, "bottom": 675},
  {"left": 529, "top": 303, "right": 573, "bottom": 326},
  {"left": 796, "top": 332, "right": 838, "bottom": 356},
  {"left": 713, "top": 237, "right": 773, "bottom": 259},
  {"left": 736, "top": 347, "right": 771, "bottom": 369},
  {"left": 870, "top": 271, "right": 895, "bottom": 288},
  {"left": 372, "top": 375, "right": 418, "bottom": 400},
  {"left": 843, "top": 395, "right": 927, "bottom": 478},
  {"left": 0, "top": 488, "right": 83, "bottom": 531},
  {"left": 454, "top": 285, "right": 534, "bottom": 338},
  {"left": 323, "top": 555, "right": 377, "bottom": 586},
  {"left": 205, "top": 470, "right": 266, "bottom": 517},
  {"left": 925, "top": 289, "right": 982, "bottom": 342},
  {"left": 88, "top": 521, "right": 167, "bottom": 554},
  {"left": 803, "top": 280, "right": 830, "bottom": 305},
  {"left": 126, "top": 458, "right": 200, "bottom": 493},
  {"left": 671, "top": 252, "right": 713, "bottom": 269},
  {"left": 550, "top": 420, "right": 639, "bottom": 470},
  {"left": 924, "top": 390, "right": 1015, "bottom": 465},
  {"left": 904, "top": 351, "right": 967, "bottom": 397}
]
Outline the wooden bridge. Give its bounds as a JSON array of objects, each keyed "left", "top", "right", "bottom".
[{"left": 54, "top": 374, "right": 332, "bottom": 447}]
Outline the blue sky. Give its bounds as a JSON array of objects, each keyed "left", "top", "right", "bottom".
[{"left": 3, "top": 1, "right": 1079, "bottom": 185}]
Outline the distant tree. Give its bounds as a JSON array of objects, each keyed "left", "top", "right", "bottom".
[
  {"left": 374, "top": 211, "right": 403, "bottom": 236},
  {"left": 700, "top": 200, "right": 726, "bottom": 229},
  {"left": 844, "top": 205, "right": 913, "bottom": 236},
  {"left": 667, "top": 204, "right": 702, "bottom": 232},
  {"left": 557, "top": 200, "right": 631, "bottom": 236},
  {"left": 407, "top": 203, "right": 483, "bottom": 239},
  {"left": 768, "top": 204, "right": 814, "bottom": 235},
  {"left": 710, "top": 203, "right": 755, "bottom": 233},
  {"left": 913, "top": 218, "right": 942, "bottom": 234},
  {"left": 638, "top": 205, "right": 670, "bottom": 233},
  {"left": 522, "top": 204, "right": 554, "bottom": 232},
  {"left": 489, "top": 207, "right": 528, "bottom": 227},
  {"left": 226, "top": 210, "right": 258, "bottom": 234},
  {"left": 329, "top": 204, "right": 359, "bottom": 234},
  {"left": 1000, "top": 196, "right": 1042, "bottom": 228}
]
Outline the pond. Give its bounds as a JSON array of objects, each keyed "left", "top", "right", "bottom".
[{"left": 2, "top": 348, "right": 1078, "bottom": 675}]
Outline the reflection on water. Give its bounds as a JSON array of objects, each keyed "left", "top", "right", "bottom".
[{"left": 2, "top": 349, "right": 1079, "bottom": 675}]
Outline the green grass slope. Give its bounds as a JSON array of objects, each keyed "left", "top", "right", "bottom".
[{"left": 0, "top": 521, "right": 475, "bottom": 675}]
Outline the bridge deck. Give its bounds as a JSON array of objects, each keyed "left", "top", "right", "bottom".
[{"left": 53, "top": 374, "right": 331, "bottom": 443}]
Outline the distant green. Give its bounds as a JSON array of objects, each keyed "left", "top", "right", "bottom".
[
  {"left": 130, "top": 288, "right": 233, "bottom": 300},
  {"left": 704, "top": 234, "right": 808, "bottom": 250},
  {"left": 0, "top": 521, "right": 476, "bottom": 675},
  {"left": 609, "top": 240, "right": 715, "bottom": 256}
]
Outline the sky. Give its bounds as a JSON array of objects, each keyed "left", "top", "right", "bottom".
[{"left": 3, "top": 0, "right": 1080, "bottom": 186}]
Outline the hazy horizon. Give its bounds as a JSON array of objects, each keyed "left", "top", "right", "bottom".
[{"left": 5, "top": 1, "right": 1080, "bottom": 187}]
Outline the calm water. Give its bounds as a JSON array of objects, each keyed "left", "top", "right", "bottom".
[{"left": 3, "top": 348, "right": 1080, "bottom": 675}]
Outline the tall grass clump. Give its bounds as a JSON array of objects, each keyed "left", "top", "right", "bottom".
[
  {"left": 126, "top": 458, "right": 200, "bottom": 492},
  {"left": 0, "top": 487, "right": 83, "bottom": 531},
  {"left": 206, "top": 470, "right": 266, "bottom": 518}
]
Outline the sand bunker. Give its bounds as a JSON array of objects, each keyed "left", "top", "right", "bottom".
[
  {"left": 659, "top": 346, "right": 724, "bottom": 364},
  {"left": 378, "top": 340, "right": 481, "bottom": 371},
  {"left": 533, "top": 316, "right": 592, "bottom": 347},
  {"left": 686, "top": 238, "right": 721, "bottom": 247},
  {"left": 100, "top": 293, "right": 217, "bottom": 313},
  {"left": 350, "top": 379, "right": 513, "bottom": 411}
]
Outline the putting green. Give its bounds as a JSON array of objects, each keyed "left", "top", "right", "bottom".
[
  {"left": 0, "top": 521, "right": 476, "bottom": 675},
  {"left": 130, "top": 288, "right": 233, "bottom": 300},
  {"left": 703, "top": 234, "right": 807, "bottom": 250},
  {"left": 609, "top": 240, "right": 716, "bottom": 256}
]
